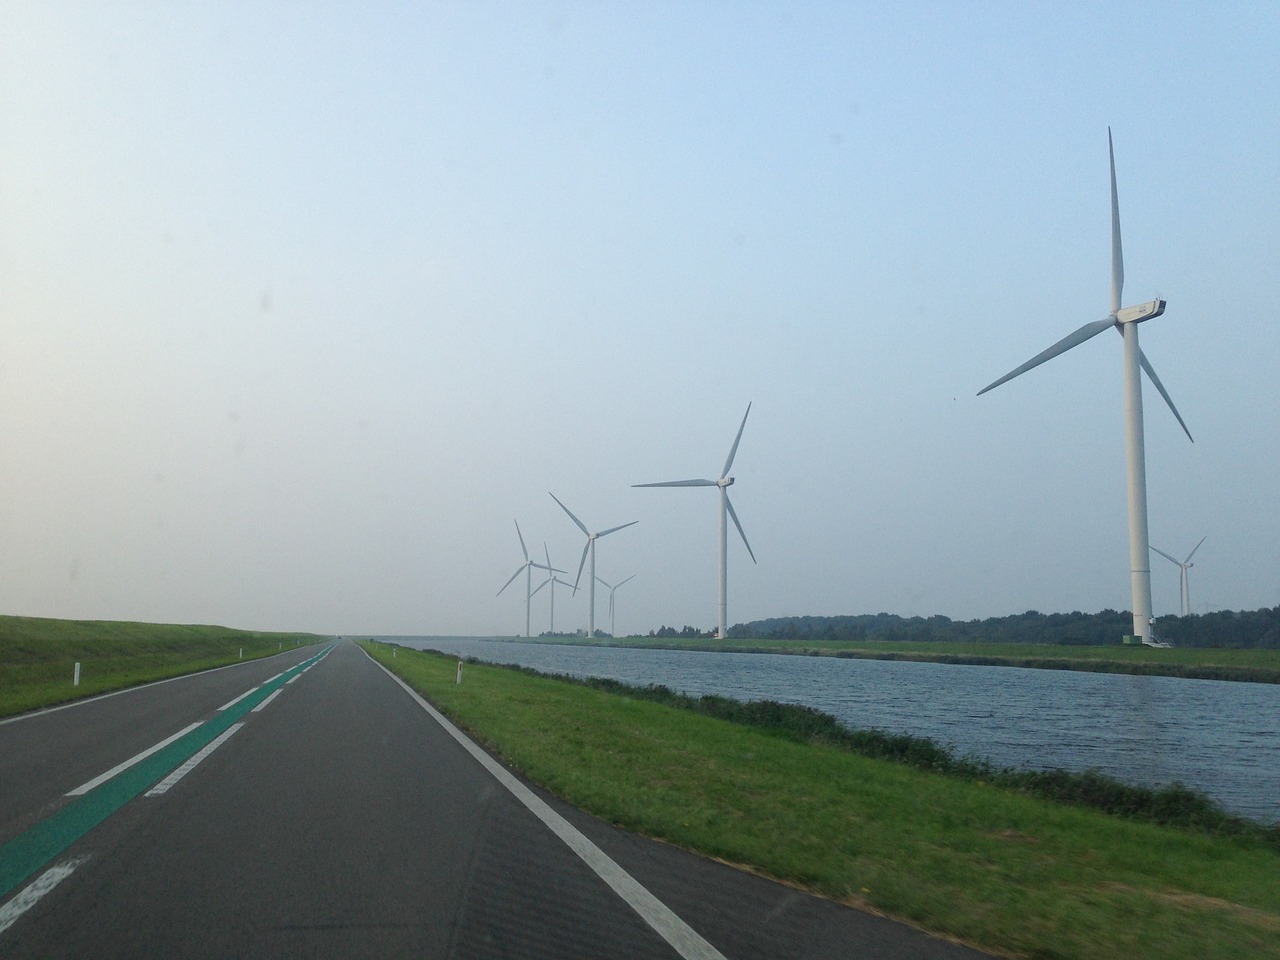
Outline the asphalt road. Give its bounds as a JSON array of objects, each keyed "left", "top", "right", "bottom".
[{"left": 0, "top": 639, "right": 992, "bottom": 959}]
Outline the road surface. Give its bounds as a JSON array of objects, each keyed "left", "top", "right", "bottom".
[{"left": 0, "top": 639, "right": 990, "bottom": 958}]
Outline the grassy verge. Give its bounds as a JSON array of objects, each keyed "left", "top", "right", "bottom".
[
  {"left": 527, "top": 636, "right": 1280, "bottom": 683},
  {"left": 362, "top": 641, "right": 1280, "bottom": 960},
  {"left": 0, "top": 615, "right": 323, "bottom": 717}
]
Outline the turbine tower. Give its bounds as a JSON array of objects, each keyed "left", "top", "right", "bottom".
[
  {"left": 496, "top": 520, "right": 558, "bottom": 637},
  {"left": 595, "top": 574, "right": 635, "bottom": 638},
  {"left": 1151, "top": 536, "right": 1205, "bottom": 618},
  {"left": 549, "top": 493, "right": 637, "bottom": 638},
  {"left": 979, "top": 129, "right": 1192, "bottom": 645},
  {"left": 634, "top": 402, "right": 757, "bottom": 640}
]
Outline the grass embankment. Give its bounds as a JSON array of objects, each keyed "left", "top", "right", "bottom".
[
  {"left": 362, "top": 641, "right": 1280, "bottom": 960},
  {"left": 534, "top": 635, "right": 1280, "bottom": 683},
  {"left": 0, "top": 615, "right": 322, "bottom": 717}
]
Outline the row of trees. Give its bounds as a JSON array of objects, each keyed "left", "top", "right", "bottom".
[{"left": 725, "top": 606, "right": 1280, "bottom": 648}]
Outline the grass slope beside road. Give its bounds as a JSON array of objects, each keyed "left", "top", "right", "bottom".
[
  {"left": 531, "top": 636, "right": 1280, "bottom": 683},
  {"left": 0, "top": 615, "right": 324, "bottom": 717},
  {"left": 363, "top": 641, "right": 1279, "bottom": 960}
]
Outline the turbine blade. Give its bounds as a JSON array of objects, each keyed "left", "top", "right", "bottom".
[
  {"left": 1110, "top": 126, "right": 1124, "bottom": 316},
  {"left": 497, "top": 564, "right": 525, "bottom": 596},
  {"left": 550, "top": 492, "right": 590, "bottom": 536},
  {"left": 1137, "top": 348, "right": 1194, "bottom": 442},
  {"left": 617, "top": 574, "right": 636, "bottom": 588},
  {"left": 530, "top": 577, "right": 551, "bottom": 598},
  {"left": 1185, "top": 536, "right": 1207, "bottom": 564},
  {"left": 529, "top": 562, "right": 565, "bottom": 574},
  {"left": 596, "top": 520, "right": 638, "bottom": 538},
  {"left": 977, "top": 318, "right": 1115, "bottom": 395},
  {"left": 724, "top": 495, "right": 757, "bottom": 564},
  {"left": 633, "top": 479, "right": 717, "bottom": 487},
  {"left": 1150, "top": 545, "right": 1180, "bottom": 566},
  {"left": 595, "top": 575, "right": 612, "bottom": 590},
  {"left": 573, "top": 540, "right": 590, "bottom": 591},
  {"left": 544, "top": 543, "right": 553, "bottom": 573},
  {"left": 514, "top": 519, "right": 529, "bottom": 561},
  {"left": 721, "top": 402, "right": 752, "bottom": 478}
]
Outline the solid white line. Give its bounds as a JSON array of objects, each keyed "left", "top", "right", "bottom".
[
  {"left": 364, "top": 652, "right": 727, "bottom": 960},
  {"left": 145, "top": 724, "right": 243, "bottom": 797},
  {"left": 286, "top": 674, "right": 301, "bottom": 685},
  {"left": 66, "top": 722, "right": 204, "bottom": 796},
  {"left": 218, "top": 687, "right": 258, "bottom": 712},
  {"left": 263, "top": 671, "right": 286, "bottom": 684},
  {"left": 251, "top": 689, "right": 282, "bottom": 713},
  {"left": 0, "top": 858, "right": 88, "bottom": 935}
]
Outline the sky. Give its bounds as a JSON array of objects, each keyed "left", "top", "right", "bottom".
[{"left": 2, "top": 2, "right": 1277, "bottom": 638}]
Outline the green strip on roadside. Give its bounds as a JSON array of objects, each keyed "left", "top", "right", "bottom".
[{"left": 0, "top": 645, "right": 332, "bottom": 899}]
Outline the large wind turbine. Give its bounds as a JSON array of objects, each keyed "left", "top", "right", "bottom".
[
  {"left": 1152, "top": 536, "right": 1205, "bottom": 618},
  {"left": 634, "top": 403, "right": 757, "bottom": 640},
  {"left": 978, "top": 129, "right": 1192, "bottom": 645},
  {"left": 530, "top": 543, "right": 575, "bottom": 634},
  {"left": 549, "top": 493, "right": 637, "bottom": 638},
  {"left": 496, "top": 520, "right": 559, "bottom": 637},
  {"left": 595, "top": 573, "right": 636, "bottom": 638}
]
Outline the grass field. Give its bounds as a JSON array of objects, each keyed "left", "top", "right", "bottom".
[
  {"left": 362, "top": 640, "right": 1280, "bottom": 960},
  {"left": 0, "top": 615, "right": 323, "bottom": 717},
  {"left": 527, "top": 635, "right": 1280, "bottom": 683}
]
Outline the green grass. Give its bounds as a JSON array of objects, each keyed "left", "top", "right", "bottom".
[
  {"left": 0, "top": 615, "right": 323, "bottom": 717},
  {"left": 529, "top": 635, "right": 1280, "bottom": 683},
  {"left": 362, "top": 641, "right": 1280, "bottom": 960}
]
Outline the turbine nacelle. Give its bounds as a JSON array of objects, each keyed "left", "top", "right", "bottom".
[
  {"left": 719, "top": 476, "right": 734, "bottom": 488},
  {"left": 1115, "top": 299, "right": 1166, "bottom": 325}
]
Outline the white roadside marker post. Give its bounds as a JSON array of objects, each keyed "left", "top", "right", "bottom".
[
  {"left": 456, "top": 661, "right": 463, "bottom": 685},
  {"left": 73, "top": 662, "right": 80, "bottom": 687}
]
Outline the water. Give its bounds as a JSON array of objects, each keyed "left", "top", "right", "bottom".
[{"left": 381, "top": 637, "right": 1280, "bottom": 825}]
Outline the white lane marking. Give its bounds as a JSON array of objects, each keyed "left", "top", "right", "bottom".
[
  {"left": 0, "top": 857, "right": 88, "bottom": 935},
  {"left": 218, "top": 687, "right": 258, "bottom": 712},
  {"left": 145, "top": 724, "right": 243, "bottom": 797},
  {"left": 286, "top": 674, "right": 302, "bottom": 685},
  {"left": 0, "top": 646, "right": 328, "bottom": 727},
  {"left": 251, "top": 689, "right": 282, "bottom": 713},
  {"left": 263, "top": 671, "right": 285, "bottom": 684},
  {"left": 66, "top": 722, "right": 203, "bottom": 796},
  {"left": 365, "top": 653, "right": 728, "bottom": 960}
]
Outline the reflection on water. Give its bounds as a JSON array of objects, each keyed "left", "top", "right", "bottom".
[{"left": 380, "top": 637, "right": 1280, "bottom": 825}]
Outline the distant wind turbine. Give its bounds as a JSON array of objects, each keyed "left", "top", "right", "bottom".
[
  {"left": 496, "top": 520, "right": 559, "bottom": 637},
  {"left": 595, "top": 574, "right": 636, "bottom": 638},
  {"left": 530, "top": 543, "right": 575, "bottom": 634},
  {"left": 1151, "top": 536, "right": 1206, "bottom": 618},
  {"left": 978, "top": 130, "right": 1192, "bottom": 646},
  {"left": 634, "top": 403, "right": 757, "bottom": 640},
  {"left": 549, "top": 493, "right": 637, "bottom": 638}
]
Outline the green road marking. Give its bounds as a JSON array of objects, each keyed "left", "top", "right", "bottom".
[{"left": 0, "top": 645, "right": 333, "bottom": 900}]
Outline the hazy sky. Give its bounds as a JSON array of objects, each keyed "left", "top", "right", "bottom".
[{"left": 2, "top": 3, "right": 1277, "bottom": 637}]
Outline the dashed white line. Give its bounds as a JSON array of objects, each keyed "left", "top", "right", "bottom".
[
  {"left": 67, "top": 722, "right": 203, "bottom": 796},
  {"left": 0, "top": 858, "right": 88, "bottom": 935},
  {"left": 145, "top": 724, "right": 244, "bottom": 797},
  {"left": 286, "top": 674, "right": 302, "bottom": 685},
  {"left": 218, "top": 687, "right": 258, "bottom": 712},
  {"left": 251, "top": 689, "right": 282, "bottom": 713}
]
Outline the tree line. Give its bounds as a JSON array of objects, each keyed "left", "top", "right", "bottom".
[{"left": 725, "top": 606, "right": 1280, "bottom": 648}]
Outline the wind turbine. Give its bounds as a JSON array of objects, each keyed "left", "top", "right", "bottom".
[
  {"left": 634, "top": 402, "right": 757, "bottom": 640},
  {"left": 496, "top": 520, "right": 559, "bottom": 637},
  {"left": 530, "top": 543, "right": 576, "bottom": 634},
  {"left": 1151, "top": 536, "right": 1205, "bottom": 618},
  {"left": 978, "top": 129, "right": 1193, "bottom": 646},
  {"left": 549, "top": 493, "right": 637, "bottom": 638},
  {"left": 595, "top": 574, "right": 636, "bottom": 638}
]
